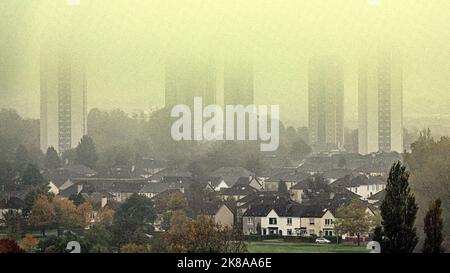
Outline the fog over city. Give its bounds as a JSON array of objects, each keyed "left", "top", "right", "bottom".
[{"left": 1, "top": 0, "right": 450, "bottom": 128}]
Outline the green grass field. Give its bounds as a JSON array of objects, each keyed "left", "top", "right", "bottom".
[{"left": 247, "top": 240, "right": 369, "bottom": 253}]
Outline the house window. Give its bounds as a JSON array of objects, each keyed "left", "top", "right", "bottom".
[
  {"left": 269, "top": 218, "right": 277, "bottom": 225},
  {"left": 287, "top": 229, "right": 293, "bottom": 236},
  {"left": 287, "top": 218, "right": 292, "bottom": 226},
  {"left": 309, "top": 218, "right": 315, "bottom": 225},
  {"left": 325, "top": 219, "right": 333, "bottom": 226},
  {"left": 325, "top": 230, "right": 333, "bottom": 236},
  {"left": 247, "top": 218, "right": 253, "bottom": 225}
]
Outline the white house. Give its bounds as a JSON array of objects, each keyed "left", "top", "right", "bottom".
[
  {"left": 242, "top": 204, "right": 336, "bottom": 237},
  {"left": 331, "top": 175, "right": 386, "bottom": 200}
]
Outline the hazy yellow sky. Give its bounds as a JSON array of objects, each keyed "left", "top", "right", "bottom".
[{"left": 1, "top": 0, "right": 450, "bottom": 127}]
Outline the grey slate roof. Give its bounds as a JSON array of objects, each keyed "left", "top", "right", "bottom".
[
  {"left": 139, "top": 182, "right": 185, "bottom": 194},
  {"left": 210, "top": 167, "right": 254, "bottom": 187},
  {"left": 219, "top": 184, "right": 258, "bottom": 196}
]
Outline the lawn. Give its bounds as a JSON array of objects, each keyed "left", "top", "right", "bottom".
[{"left": 247, "top": 240, "right": 369, "bottom": 253}]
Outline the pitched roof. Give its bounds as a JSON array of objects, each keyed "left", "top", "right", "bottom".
[
  {"left": 219, "top": 184, "right": 258, "bottom": 196},
  {"left": 243, "top": 202, "right": 329, "bottom": 218},
  {"left": 140, "top": 182, "right": 184, "bottom": 194},
  {"left": 161, "top": 176, "right": 194, "bottom": 184},
  {"left": 368, "top": 177, "right": 386, "bottom": 185},
  {"left": 243, "top": 204, "right": 275, "bottom": 217},
  {"left": 149, "top": 167, "right": 192, "bottom": 181},
  {"left": 322, "top": 168, "right": 354, "bottom": 180},
  {"left": 290, "top": 179, "right": 313, "bottom": 190},
  {"left": 203, "top": 176, "right": 227, "bottom": 188},
  {"left": 200, "top": 202, "right": 227, "bottom": 216},
  {"left": 265, "top": 170, "right": 311, "bottom": 183},
  {"left": 210, "top": 167, "right": 254, "bottom": 187},
  {"left": 69, "top": 178, "right": 147, "bottom": 195},
  {"left": 331, "top": 175, "right": 365, "bottom": 188},
  {"left": 238, "top": 192, "right": 290, "bottom": 209},
  {"left": 368, "top": 189, "right": 386, "bottom": 201},
  {"left": 109, "top": 182, "right": 145, "bottom": 193}
]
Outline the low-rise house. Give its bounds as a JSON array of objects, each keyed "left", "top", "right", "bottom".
[
  {"left": 139, "top": 182, "right": 185, "bottom": 199},
  {"left": 264, "top": 170, "right": 310, "bottom": 191},
  {"left": 134, "top": 157, "right": 168, "bottom": 178},
  {"left": 204, "top": 177, "right": 229, "bottom": 192},
  {"left": 200, "top": 203, "right": 234, "bottom": 228},
  {"left": 218, "top": 184, "right": 258, "bottom": 201},
  {"left": 354, "top": 152, "right": 401, "bottom": 176},
  {"left": 149, "top": 168, "right": 192, "bottom": 182},
  {"left": 331, "top": 175, "right": 386, "bottom": 200},
  {"left": 242, "top": 203, "right": 336, "bottom": 237},
  {"left": 210, "top": 167, "right": 255, "bottom": 187},
  {"left": 61, "top": 178, "right": 148, "bottom": 202},
  {"left": 236, "top": 192, "right": 289, "bottom": 222},
  {"left": 322, "top": 168, "right": 354, "bottom": 184},
  {"left": 109, "top": 182, "right": 146, "bottom": 202},
  {"left": 235, "top": 176, "right": 264, "bottom": 191},
  {"left": 289, "top": 179, "right": 312, "bottom": 203}
]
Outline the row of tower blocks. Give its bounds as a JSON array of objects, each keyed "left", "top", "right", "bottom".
[{"left": 40, "top": 51, "right": 403, "bottom": 155}]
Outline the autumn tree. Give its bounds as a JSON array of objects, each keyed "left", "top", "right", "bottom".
[
  {"left": 334, "top": 200, "right": 373, "bottom": 246},
  {"left": 380, "top": 161, "right": 418, "bottom": 253},
  {"left": 21, "top": 234, "right": 38, "bottom": 252},
  {"left": 162, "top": 214, "right": 247, "bottom": 253},
  {"left": 155, "top": 191, "right": 188, "bottom": 231},
  {"left": 0, "top": 239, "right": 25, "bottom": 253},
  {"left": 29, "top": 195, "right": 55, "bottom": 237},
  {"left": 53, "top": 196, "right": 84, "bottom": 235},
  {"left": 78, "top": 201, "right": 94, "bottom": 227},
  {"left": 95, "top": 206, "right": 114, "bottom": 226},
  {"left": 422, "top": 198, "right": 445, "bottom": 253},
  {"left": 23, "top": 183, "right": 53, "bottom": 217}
]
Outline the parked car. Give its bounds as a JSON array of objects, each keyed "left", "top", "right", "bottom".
[{"left": 315, "top": 238, "right": 331, "bottom": 244}]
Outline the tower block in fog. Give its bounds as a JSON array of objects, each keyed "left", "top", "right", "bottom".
[
  {"left": 40, "top": 2, "right": 87, "bottom": 154},
  {"left": 40, "top": 47, "right": 87, "bottom": 154},
  {"left": 358, "top": 50, "right": 403, "bottom": 155},
  {"left": 308, "top": 57, "right": 345, "bottom": 152},
  {"left": 224, "top": 61, "right": 254, "bottom": 106},
  {"left": 165, "top": 57, "right": 216, "bottom": 107}
]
